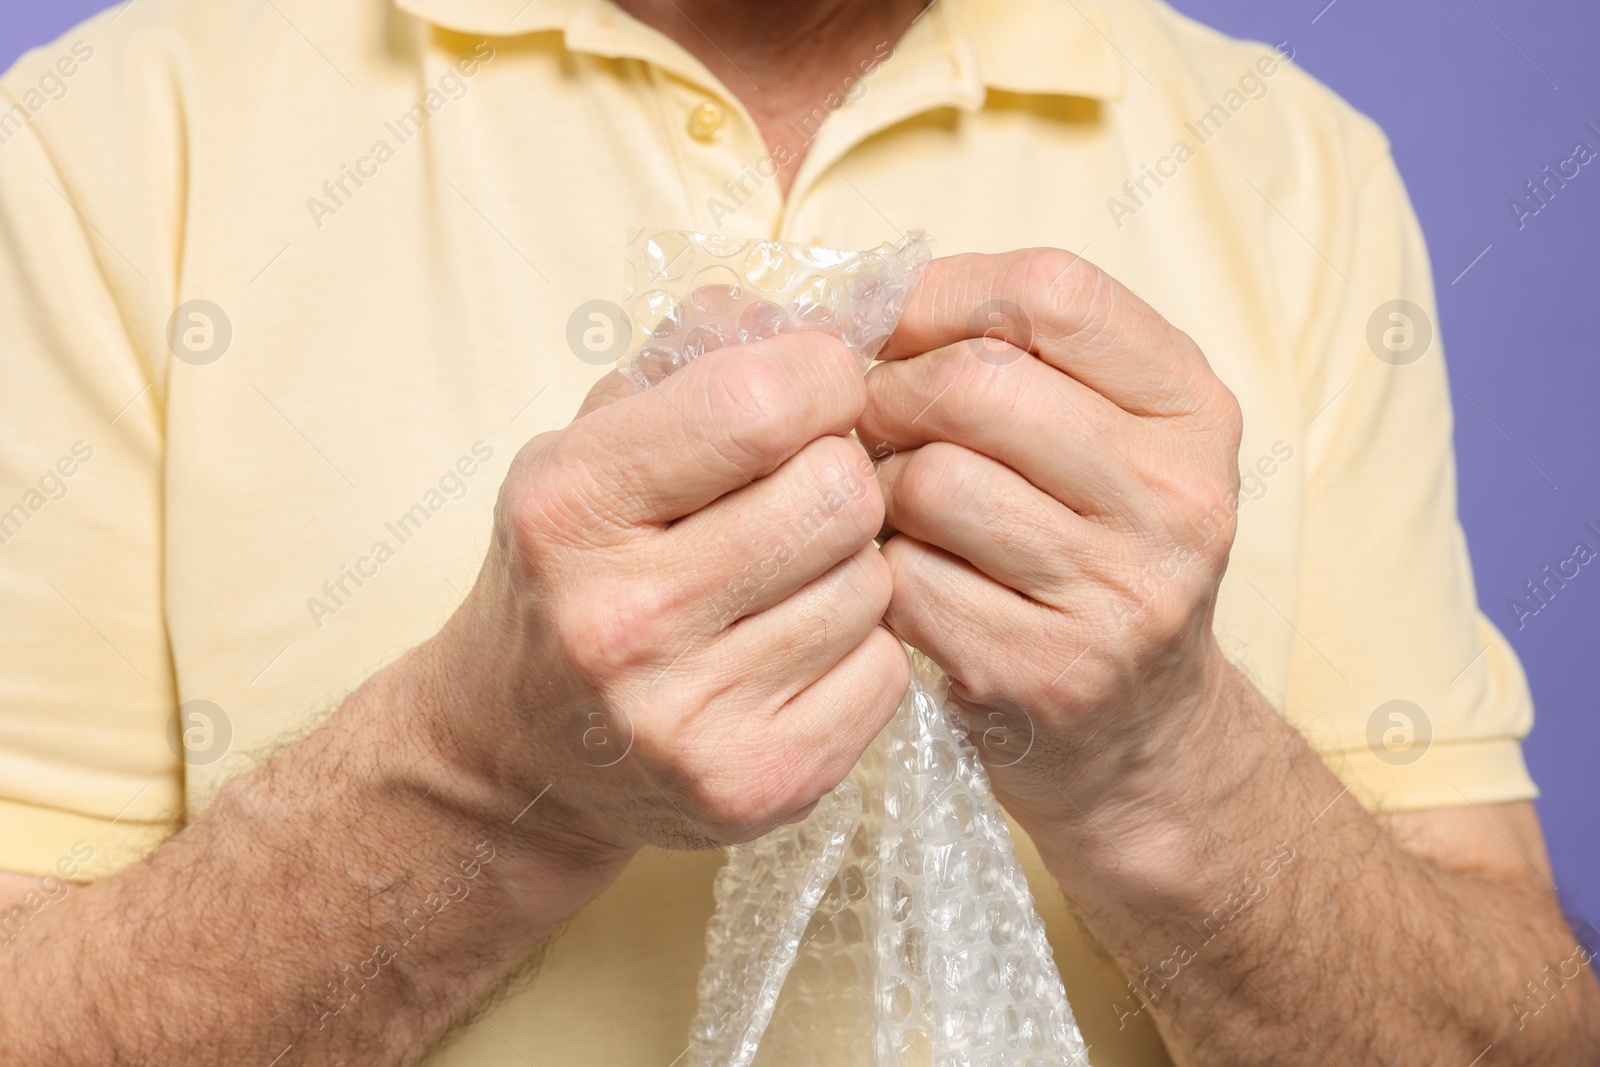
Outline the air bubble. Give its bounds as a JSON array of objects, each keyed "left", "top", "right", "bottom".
[{"left": 620, "top": 232, "right": 1089, "bottom": 1067}]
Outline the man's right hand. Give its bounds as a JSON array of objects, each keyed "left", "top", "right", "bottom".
[
  {"left": 420, "top": 331, "right": 910, "bottom": 864},
  {"left": 0, "top": 331, "right": 910, "bottom": 1067}
]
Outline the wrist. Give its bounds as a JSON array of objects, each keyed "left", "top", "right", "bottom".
[
  {"left": 356, "top": 629, "right": 638, "bottom": 920},
  {"left": 1018, "top": 648, "right": 1287, "bottom": 911}
]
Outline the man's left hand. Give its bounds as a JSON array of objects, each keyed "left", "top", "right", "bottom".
[{"left": 858, "top": 248, "right": 1245, "bottom": 830}]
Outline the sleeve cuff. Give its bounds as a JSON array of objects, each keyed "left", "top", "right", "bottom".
[
  {"left": 0, "top": 796, "right": 178, "bottom": 882},
  {"left": 1315, "top": 737, "right": 1538, "bottom": 814}
]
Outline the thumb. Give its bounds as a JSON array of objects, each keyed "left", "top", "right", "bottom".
[{"left": 575, "top": 369, "right": 638, "bottom": 420}]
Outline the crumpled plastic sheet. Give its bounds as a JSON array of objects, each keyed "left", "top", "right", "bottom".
[
  {"left": 619, "top": 229, "right": 928, "bottom": 389},
  {"left": 617, "top": 230, "right": 1092, "bottom": 1067}
]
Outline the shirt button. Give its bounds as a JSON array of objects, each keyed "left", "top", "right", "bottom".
[{"left": 688, "top": 101, "right": 725, "bottom": 142}]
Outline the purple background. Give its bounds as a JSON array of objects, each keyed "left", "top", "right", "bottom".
[
  {"left": 6, "top": 2, "right": 1596, "bottom": 923},
  {"left": 1159, "top": 0, "right": 1600, "bottom": 938}
]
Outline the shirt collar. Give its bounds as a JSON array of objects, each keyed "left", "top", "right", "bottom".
[
  {"left": 941, "top": 0, "right": 1124, "bottom": 100},
  {"left": 392, "top": 0, "right": 1125, "bottom": 102}
]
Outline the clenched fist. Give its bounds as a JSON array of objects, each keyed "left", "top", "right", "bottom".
[
  {"left": 425, "top": 331, "right": 909, "bottom": 866},
  {"left": 858, "top": 249, "right": 1245, "bottom": 830}
]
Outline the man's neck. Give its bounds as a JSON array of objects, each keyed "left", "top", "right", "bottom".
[{"left": 612, "top": 0, "right": 931, "bottom": 197}]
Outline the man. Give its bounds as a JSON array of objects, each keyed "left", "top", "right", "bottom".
[{"left": 0, "top": 0, "right": 1594, "bottom": 1062}]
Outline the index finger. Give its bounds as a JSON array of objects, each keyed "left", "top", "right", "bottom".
[
  {"left": 557, "top": 330, "right": 866, "bottom": 526},
  {"left": 876, "top": 249, "right": 1213, "bottom": 417}
]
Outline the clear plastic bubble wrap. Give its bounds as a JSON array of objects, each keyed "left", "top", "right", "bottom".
[
  {"left": 618, "top": 231, "right": 1091, "bottom": 1067},
  {"left": 619, "top": 230, "right": 929, "bottom": 388}
]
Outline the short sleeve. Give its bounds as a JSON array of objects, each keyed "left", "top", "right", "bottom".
[
  {"left": 1283, "top": 147, "right": 1537, "bottom": 812},
  {"left": 0, "top": 57, "right": 182, "bottom": 879}
]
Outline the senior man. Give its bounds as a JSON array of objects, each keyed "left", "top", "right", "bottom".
[{"left": 1, "top": 0, "right": 1595, "bottom": 1063}]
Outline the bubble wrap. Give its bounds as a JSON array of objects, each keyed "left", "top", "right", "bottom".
[
  {"left": 617, "top": 231, "right": 1091, "bottom": 1067},
  {"left": 620, "top": 230, "right": 928, "bottom": 388}
]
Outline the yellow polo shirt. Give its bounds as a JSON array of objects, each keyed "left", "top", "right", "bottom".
[{"left": 0, "top": 0, "right": 1536, "bottom": 1062}]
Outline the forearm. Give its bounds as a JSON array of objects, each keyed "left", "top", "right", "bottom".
[
  {"left": 0, "top": 637, "right": 630, "bottom": 1066},
  {"left": 1022, "top": 659, "right": 1600, "bottom": 1066}
]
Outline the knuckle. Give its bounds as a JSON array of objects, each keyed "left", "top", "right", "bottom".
[
  {"left": 796, "top": 437, "right": 883, "bottom": 538},
  {"left": 1034, "top": 649, "right": 1086, "bottom": 712},
  {"left": 501, "top": 435, "right": 562, "bottom": 541},
  {"left": 951, "top": 661, "right": 1009, "bottom": 710},
  {"left": 712, "top": 353, "right": 805, "bottom": 466},
  {"left": 875, "top": 633, "right": 913, "bottom": 698},
  {"left": 1069, "top": 655, "right": 1124, "bottom": 712},
  {"left": 1179, "top": 478, "right": 1237, "bottom": 556},
  {"left": 1211, "top": 378, "right": 1245, "bottom": 445},
  {"left": 1136, "top": 590, "right": 1195, "bottom": 649},
  {"left": 852, "top": 548, "right": 895, "bottom": 617},
  {"left": 1166, "top": 332, "right": 1240, "bottom": 426},
  {"left": 502, "top": 431, "right": 628, "bottom": 553},
  {"left": 941, "top": 360, "right": 1016, "bottom": 436},
  {"left": 715, "top": 349, "right": 795, "bottom": 418},
  {"left": 1026, "top": 247, "right": 1111, "bottom": 327},
  {"left": 897, "top": 444, "right": 978, "bottom": 521},
  {"left": 690, "top": 761, "right": 796, "bottom": 838},
  {"left": 1108, "top": 554, "right": 1204, "bottom": 655},
  {"left": 501, "top": 482, "right": 550, "bottom": 560},
  {"left": 807, "top": 432, "right": 873, "bottom": 483},
  {"left": 796, "top": 331, "right": 867, "bottom": 428},
  {"left": 636, "top": 704, "right": 816, "bottom": 841},
  {"left": 625, "top": 705, "right": 684, "bottom": 768},
  {"left": 1145, "top": 459, "right": 1235, "bottom": 558},
  {"left": 814, "top": 550, "right": 894, "bottom": 639},
  {"left": 890, "top": 453, "right": 934, "bottom": 523},
  {"left": 879, "top": 533, "right": 920, "bottom": 591},
  {"left": 791, "top": 329, "right": 863, "bottom": 387},
  {"left": 555, "top": 585, "right": 670, "bottom": 682}
]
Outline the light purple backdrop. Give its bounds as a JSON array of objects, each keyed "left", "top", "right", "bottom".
[{"left": 6, "top": 1, "right": 1596, "bottom": 927}]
